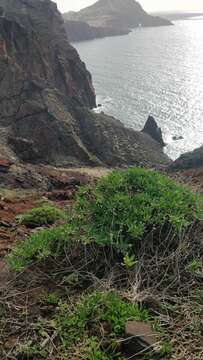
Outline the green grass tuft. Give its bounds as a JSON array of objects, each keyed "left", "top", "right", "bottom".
[{"left": 18, "top": 205, "right": 67, "bottom": 228}]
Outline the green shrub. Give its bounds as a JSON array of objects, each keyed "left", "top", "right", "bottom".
[
  {"left": 74, "top": 168, "right": 203, "bottom": 252},
  {"left": 50, "top": 291, "right": 149, "bottom": 357},
  {"left": 18, "top": 205, "right": 66, "bottom": 227},
  {"left": 8, "top": 168, "right": 203, "bottom": 272},
  {"left": 7, "top": 225, "right": 73, "bottom": 272}
]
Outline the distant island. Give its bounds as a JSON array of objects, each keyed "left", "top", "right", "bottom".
[
  {"left": 64, "top": 0, "right": 172, "bottom": 42},
  {"left": 152, "top": 12, "right": 203, "bottom": 21}
]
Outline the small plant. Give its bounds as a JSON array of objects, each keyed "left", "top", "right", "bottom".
[
  {"left": 160, "top": 341, "right": 173, "bottom": 356},
  {"left": 18, "top": 205, "right": 66, "bottom": 227},
  {"left": 7, "top": 225, "right": 73, "bottom": 272},
  {"left": 186, "top": 259, "right": 202, "bottom": 273},
  {"left": 40, "top": 292, "right": 60, "bottom": 306},
  {"left": 62, "top": 272, "right": 79, "bottom": 286},
  {"left": 122, "top": 254, "right": 138, "bottom": 268}
]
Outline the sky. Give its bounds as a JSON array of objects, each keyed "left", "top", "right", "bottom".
[{"left": 55, "top": 0, "right": 203, "bottom": 13}]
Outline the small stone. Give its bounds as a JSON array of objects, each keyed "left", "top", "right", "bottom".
[{"left": 123, "top": 321, "right": 158, "bottom": 358}]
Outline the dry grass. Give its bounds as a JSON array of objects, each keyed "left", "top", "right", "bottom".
[{"left": 1, "top": 220, "right": 202, "bottom": 359}]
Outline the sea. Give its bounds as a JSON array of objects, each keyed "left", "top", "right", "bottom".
[{"left": 74, "top": 18, "right": 203, "bottom": 159}]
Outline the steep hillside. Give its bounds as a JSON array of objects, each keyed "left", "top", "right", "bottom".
[
  {"left": 64, "top": 20, "right": 130, "bottom": 42},
  {"left": 0, "top": 0, "right": 169, "bottom": 168}
]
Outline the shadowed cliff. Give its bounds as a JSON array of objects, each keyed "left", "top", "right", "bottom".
[{"left": 0, "top": 0, "right": 169, "bottom": 168}]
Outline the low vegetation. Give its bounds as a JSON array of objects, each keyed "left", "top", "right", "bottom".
[
  {"left": 18, "top": 204, "right": 66, "bottom": 227},
  {"left": 8, "top": 168, "right": 203, "bottom": 272},
  {"left": 75, "top": 168, "right": 202, "bottom": 252},
  {"left": 51, "top": 291, "right": 149, "bottom": 358},
  {"left": 7, "top": 225, "right": 73, "bottom": 272},
  {"left": 2, "top": 168, "right": 203, "bottom": 359}
]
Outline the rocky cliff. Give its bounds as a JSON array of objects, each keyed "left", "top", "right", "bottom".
[
  {"left": 169, "top": 145, "right": 203, "bottom": 171},
  {"left": 64, "top": 20, "right": 130, "bottom": 42},
  {"left": 0, "top": 0, "right": 169, "bottom": 168},
  {"left": 64, "top": 0, "right": 172, "bottom": 30}
]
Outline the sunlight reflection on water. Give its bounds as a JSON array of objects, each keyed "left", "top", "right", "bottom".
[{"left": 75, "top": 20, "right": 203, "bottom": 159}]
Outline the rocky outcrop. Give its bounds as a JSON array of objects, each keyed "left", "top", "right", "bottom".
[
  {"left": 0, "top": 0, "right": 97, "bottom": 164},
  {"left": 0, "top": 0, "right": 169, "bottom": 168},
  {"left": 169, "top": 145, "right": 203, "bottom": 171},
  {"left": 64, "top": 20, "right": 130, "bottom": 42},
  {"left": 74, "top": 108, "right": 169, "bottom": 167},
  {"left": 142, "top": 116, "right": 165, "bottom": 147},
  {"left": 64, "top": 0, "right": 172, "bottom": 30}
]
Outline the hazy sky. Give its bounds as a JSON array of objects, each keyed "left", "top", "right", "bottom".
[{"left": 56, "top": 0, "right": 203, "bottom": 13}]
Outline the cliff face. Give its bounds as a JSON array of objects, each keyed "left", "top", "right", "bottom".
[
  {"left": 0, "top": 0, "right": 169, "bottom": 168},
  {"left": 169, "top": 145, "right": 203, "bottom": 171},
  {"left": 0, "top": 0, "right": 96, "bottom": 107},
  {"left": 0, "top": 0, "right": 96, "bottom": 164},
  {"left": 64, "top": 20, "right": 130, "bottom": 42},
  {"left": 64, "top": 0, "right": 172, "bottom": 29}
]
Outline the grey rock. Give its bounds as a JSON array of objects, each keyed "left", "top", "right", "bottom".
[
  {"left": 123, "top": 321, "right": 158, "bottom": 358},
  {"left": 142, "top": 116, "right": 166, "bottom": 147},
  {"left": 64, "top": 20, "right": 130, "bottom": 42},
  {"left": 169, "top": 145, "right": 203, "bottom": 171}
]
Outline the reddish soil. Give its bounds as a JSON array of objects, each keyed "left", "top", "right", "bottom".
[
  {"left": 0, "top": 166, "right": 96, "bottom": 257},
  {"left": 0, "top": 196, "right": 37, "bottom": 256}
]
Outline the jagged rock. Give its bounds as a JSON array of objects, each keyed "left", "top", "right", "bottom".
[
  {"left": 64, "top": 20, "right": 130, "bottom": 42},
  {"left": 0, "top": 0, "right": 169, "bottom": 168},
  {"left": 169, "top": 145, "right": 203, "bottom": 171},
  {"left": 64, "top": 0, "right": 172, "bottom": 30},
  {"left": 142, "top": 116, "right": 165, "bottom": 147},
  {"left": 123, "top": 321, "right": 158, "bottom": 358},
  {"left": 74, "top": 107, "right": 169, "bottom": 167}
]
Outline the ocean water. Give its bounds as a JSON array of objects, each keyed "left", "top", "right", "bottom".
[{"left": 74, "top": 19, "right": 203, "bottom": 160}]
